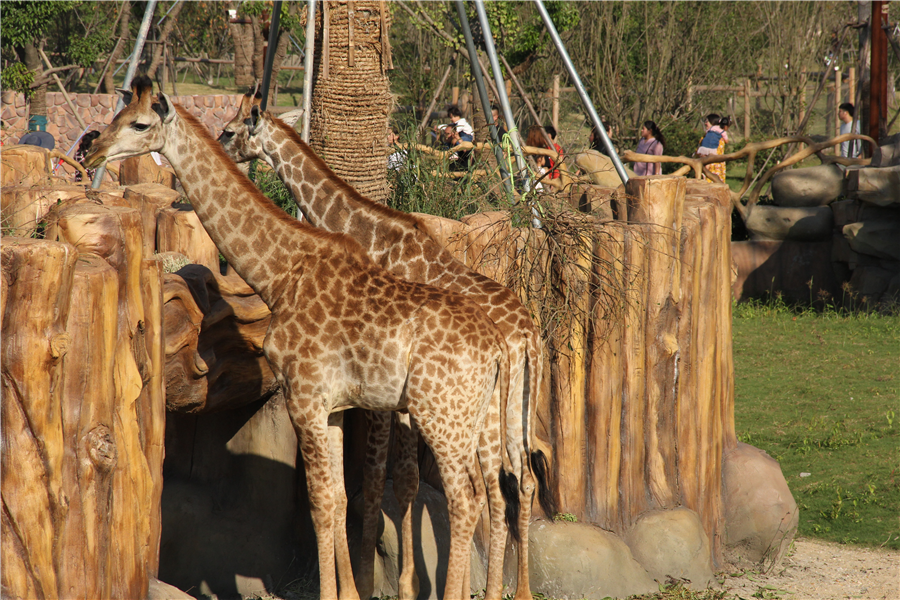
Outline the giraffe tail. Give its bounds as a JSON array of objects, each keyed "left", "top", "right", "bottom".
[
  {"left": 526, "top": 327, "right": 556, "bottom": 519},
  {"left": 496, "top": 328, "right": 521, "bottom": 540},
  {"left": 500, "top": 468, "right": 521, "bottom": 541}
]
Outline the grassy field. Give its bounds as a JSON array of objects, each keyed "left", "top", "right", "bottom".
[{"left": 732, "top": 300, "right": 900, "bottom": 550}]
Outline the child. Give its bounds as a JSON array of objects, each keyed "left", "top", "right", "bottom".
[{"left": 695, "top": 114, "right": 727, "bottom": 157}]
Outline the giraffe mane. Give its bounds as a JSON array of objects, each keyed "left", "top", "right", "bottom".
[
  {"left": 173, "top": 105, "right": 373, "bottom": 262},
  {"left": 266, "top": 115, "right": 425, "bottom": 232}
]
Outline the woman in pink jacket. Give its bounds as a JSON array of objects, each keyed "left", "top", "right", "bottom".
[{"left": 633, "top": 120, "right": 665, "bottom": 176}]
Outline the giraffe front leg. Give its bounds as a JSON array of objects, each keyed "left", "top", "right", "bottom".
[
  {"left": 393, "top": 413, "right": 420, "bottom": 600},
  {"left": 292, "top": 408, "right": 339, "bottom": 600},
  {"left": 327, "top": 411, "right": 360, "bottom": 600},
  {"left": 357, "top": 410, "right": 392, "bottom": 600}
]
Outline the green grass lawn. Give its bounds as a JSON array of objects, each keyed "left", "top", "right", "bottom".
[{"left": 732, "top": 301, "right": 900, "bottom": 550}]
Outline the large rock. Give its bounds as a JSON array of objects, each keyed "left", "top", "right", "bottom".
[
  {"left": 722, "top": 443, "right": 798, "bottom": 571},
  {"left": 347, "top": 480, "right": 486, "bottom": 600},
  {"left": 770, "top": 163, "right": 845, "bottom": 207},
  {"left": 847, "top": 164, "right": 900, "bottom": 207},
  {"left": 843, "top": 219, "right": 900, "bottom": 261},
  {"left": 871, "top": 133, "right": 900, "bottom": 167},
  {"left": 744, "top": 205, "right": 833, "bottom": 241},
  {"left": 574, "top": 150, "right": 636, "bottom": 188},
  {"left": 514, "top": 520, "right": 657, "bottom": 600},
  {"left": 830, "top": 199, "right": 900, "bottom": 230},
  {"left": 625, "top": 508, "right": 714, "bottom": 587}
]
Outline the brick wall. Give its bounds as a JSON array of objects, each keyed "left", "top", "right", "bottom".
[{"left": 1, "top": 91, "right": 243, "bottom": 152}]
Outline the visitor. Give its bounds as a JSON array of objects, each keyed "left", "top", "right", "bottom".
[
  {"left": 74, "top": 130, "right": 100, "bottom": 182},
  {"left": 632, "top": 120, "right": 665, "bottom": 176},
  {"left": 696, "top": 114, "right": 728, "bottom": 183},
  {"left": 446, "top": 104, "right": 474, "bottom": 142},
  {"left": 491, "top": 104, "right": 508, "bottom": 140},
  {"left": 838, "top": 103, "right": 860, "bottom": 158},
  {"left": 544, "top": 125, "right": 564, "bottom": 179},
  {"left": 387, "top": 128, "right": 407, "bottom": 171},
  {"left": 589, "top": 122, "right": 614, "bottom": 157},
  {"left": 525, "top": 126, "right": 551, "bottom": 189},
  {"left": 441, "top": 124, "right": 471, "bottom": 171}
]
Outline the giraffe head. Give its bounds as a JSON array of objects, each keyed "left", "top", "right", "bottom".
[
  {"left": 219, "top": 88, "right": 303, "bottom": 166},
  {"left": 84, "top": 75, "right": 175, "bottom": 168}
]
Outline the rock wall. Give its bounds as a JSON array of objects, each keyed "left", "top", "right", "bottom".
[
  {"left": 1, "top": 91, "right": 243, "bottom": 151},
  {"left": 734, "top": 134, "right": 900, "bottom": 309}
]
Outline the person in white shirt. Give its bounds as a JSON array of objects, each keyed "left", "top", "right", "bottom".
[{"left": 838, "top": 102, "right": 861, "bottom": 158}]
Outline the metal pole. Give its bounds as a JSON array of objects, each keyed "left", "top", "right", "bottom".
[
  {"left": 472, "top": 0, "right": 527, "bottom": 181},
  {"left": 454, "top": 0, "right": 511, "bottom": 197},
  {"left": 533, "top": 0, "right": 629, "bottom": 185},
  {"left": 259, "top": 0, "right": 283, "bottom": 112},
  {"left": 302, "top": 0, "right": 316, "bottom": 142},
  {"left": 92, "top": 0, "right": 158, "bottom": 189}
]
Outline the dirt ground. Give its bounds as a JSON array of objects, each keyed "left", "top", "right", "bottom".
[{"left": 718, "top": 537, "right": 900, "bottom": 600}]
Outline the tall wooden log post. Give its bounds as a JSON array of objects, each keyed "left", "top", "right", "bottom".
[{"left": 1, "top": 200, "right": 166, "bottom": 597}]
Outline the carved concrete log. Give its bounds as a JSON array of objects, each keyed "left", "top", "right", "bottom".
[
  {"left": 413, "top": 213, "right": 471, "bottom": 262},
  {"left": 165, "top": 264, "right": 277, "bottom": 413},
  {"left": 0, "top": 185, "right": 87, "bottom": 237},
  {"left": 157, "top": 205, "right": 220, "bottom": 274},
  {"left": 744, "top": 205, "right": 834, "bottom": 242},
  {"left": 1, "top": 238, "right": 77, "bottom": 600},
  {"left": 54, "top": 202, "right": 164, "bottom": 597},
  {"left": 0, "top": 144, "right": 50, "bottom": 187},
  {"left": 460, "top": 211, "right": 515, "bottom": 285},
  {"left": 627, "top": 177, "right": 686, "bottom": 510},
  {"left": 119, "top": 154, "right": 178, "bottom": 189},
  {"left": 120, "top": 184, "right": 182, "bottom": 259},
  {"left": 162, "top": 273, "right": 209, "bottom": 412},
  {"left": 574, "top": 150, "right": 636, "bottom": 188}
]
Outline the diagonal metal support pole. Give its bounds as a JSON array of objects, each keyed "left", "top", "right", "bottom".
[
  {"left": 92, "top": 0, "right": 158, "bottom": 189},
  {"left": 533, "top": 0, "right": 629, "bottom": 185},
  {"left": 454, "top": 0, "right": 512, "bottom": 199},
  {"left": 302, "top": 0, "right": 316, "bottom": 142},
  {"left": 260, "top": 0, "right": 283, "bottom": 112}
]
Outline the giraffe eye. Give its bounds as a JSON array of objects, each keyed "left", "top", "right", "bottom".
[{"left": 132, "top": 123, "right": 150, "bottom": 132}]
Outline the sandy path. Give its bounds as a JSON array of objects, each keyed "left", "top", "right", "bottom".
[{"left": 719, "top": 537, "right": 900, "bottom": 600}]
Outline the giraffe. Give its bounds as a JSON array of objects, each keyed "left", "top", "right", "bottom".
[
  {"left": 84, "top": 77, "right": 511, "bottom": 600},
  {"left": 220, "top": 91, "right": 557, "bottom": 600}
]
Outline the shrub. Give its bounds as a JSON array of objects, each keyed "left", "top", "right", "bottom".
[{"left": 659, "top": 119, "right": 702, "bottom": 174}]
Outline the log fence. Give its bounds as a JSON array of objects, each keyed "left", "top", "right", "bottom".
[{"left": 1, "top": 168, "right": 740, "bottom": 594}]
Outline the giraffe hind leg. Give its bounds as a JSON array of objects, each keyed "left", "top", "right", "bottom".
[
  {"left": 357, "top": 410, "right": 392, "bottom": 600},
  {"left": 393, "top": 413, "right": 420, "bottom": 600}
]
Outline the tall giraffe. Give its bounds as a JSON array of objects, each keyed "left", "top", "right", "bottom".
[
  {"left": 85, "top": 77, "right": 511, "bottom": 600},
  {"left": 220, "top": 92, "right": 556, "bottom": 600}
]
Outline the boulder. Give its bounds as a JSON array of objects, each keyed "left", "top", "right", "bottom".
[
  {"left": 147, "top": 579, "right": 194, "bottom": 600},
  {"left": 574, "top": 150, "right": 636, "bottom": 188},
  {"left": 512, "top": 519, "right": 657, "bottom": 600},
  {"left": 347, "top": 480, "right": 486, "bottom": 600},
  {"left": 625, "top": 508, "right": 714, "bottom": 587},
  {"left": 843, "top": 219, "right": 900, "bottom": 261},
  {"left": 846, "top": 164, "right": 900, "bottom": 207},
  {"left": 770, "top": 163, "right": 845, "bottom": 207},
  {"left": 871, "top": 133, "right": 900, "bottom": 167},
  {"left": 744, "top": 205, "right": 833, "bottom": 241},
  {"left": 848, "top": 265, "right": 896, "bottom": 302},
  {"left": 722, "top": 443, "right": 798, "bottom": 571},
  {"left": 830, "top": 199, "right": 900, "bottom": 230}
]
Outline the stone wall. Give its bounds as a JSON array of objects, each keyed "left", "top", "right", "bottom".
[{"left": 1, "top": 91, "right": 243, "bottom": 152}]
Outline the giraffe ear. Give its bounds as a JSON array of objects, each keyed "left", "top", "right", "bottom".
[
  {"left": 248, "top": 105, "right": 261, "bottom": 135},
  {"left": 156, "top": 92, "right": 176, "bottom": 124},
  {"left": 279, "top": 109, "right": 303, "bottom": 128},
  {"left": 115, "top": 88, "right": 134, "bottom": 106}
]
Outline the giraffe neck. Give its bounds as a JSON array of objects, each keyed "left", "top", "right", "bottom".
[
  {"left": 161, "top": 107, "right": 321, "bottom": 305},
  {"left": 259, "top": 119, "right": 426, "bottom": 274}
]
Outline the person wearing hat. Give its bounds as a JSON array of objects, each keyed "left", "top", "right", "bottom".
[{"left": 17, "top": 130, "right": 55, "bottom": 150}]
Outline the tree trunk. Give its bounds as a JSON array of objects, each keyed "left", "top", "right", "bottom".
[
  {"left": 104, "top": 0, "right": 132, "bottom": 94},
  {"left": 24, "top": 42, "right": 47, "bottom": 119},
  {"left": 308, "top": 0, "right": 393, "bottom": 203},
  {"left": 229, "top": 13, "right": 255, "bottom": 89},
  {"left": 250, "top": 16, "right": 266, "bottom": 83},
  {"left": 147, "top": 0, "right": 185, "bottom": 82}
]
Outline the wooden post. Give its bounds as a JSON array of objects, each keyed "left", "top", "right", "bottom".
[
  {"left": 743, "top": 79, "right": 751, "bottom": 139},
  {"left": 551, "top": 74, "right": 560, "bottom": 132},
  {"left": 687, "top": 78, "right": 693, "bottom": 112},
  {"left": 849, "top": 66, "right": 856, "bottom": 109},
  {"left": 451, "top": 86, "right": 459, "bottom": 106},
  {"left": 835, "top": 68, "right": 842, "bottom": 141},
  {"left": 162, "top": 42, "right": 169, "bottom": 93}
]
